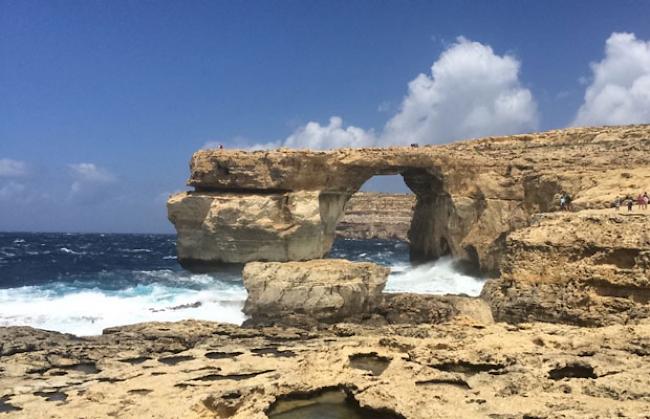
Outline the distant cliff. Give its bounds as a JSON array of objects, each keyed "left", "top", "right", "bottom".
[{"left": 336, "top": 192, "right": 415, "bottom": 241}]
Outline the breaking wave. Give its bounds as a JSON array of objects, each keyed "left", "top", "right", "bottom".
[
  {"left": 385, "top": 257, "right": 484, "bottom": 296},
  {"left": 0, "top": 280, "right": 246, "bottom": 336}
]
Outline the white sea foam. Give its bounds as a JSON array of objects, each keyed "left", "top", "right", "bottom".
[
  {"left": 136, "top": 269, "right": 219, "bottom": 286},
  {"left": 121, "top": 248, "right": 152, "bottom": 253},
  {"left": 0, "top": 281, "right": 246, "bottom": 336},
  {"left": 385, "top": 257, "right": 485, "bottom": 296},
  {"left": 59, "top": 247, "right": 86, "bottom": 255}
]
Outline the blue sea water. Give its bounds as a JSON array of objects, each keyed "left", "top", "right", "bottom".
[{"left": 0, "top": 233, "right": 484, "bottom": 336}]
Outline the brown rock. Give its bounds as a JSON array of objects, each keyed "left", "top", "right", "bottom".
[{"left": 170, "top": 124, "right": 650, "bottom": 276}]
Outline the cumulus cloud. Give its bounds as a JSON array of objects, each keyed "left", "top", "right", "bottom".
[
  {"left": 261, "top": 37, "right": 537, "bottom": 150},
  {"left": 68, "top": 163, "right": 117, "bottom": 204},
  {"left": 0, "top": 158, "right": 28, "bottom": 177},
  {"left": 380, "top": 37, "right": 538, "bottom": 145},
  {"left": 283, "top": 116, "right": 376, "bottom": 149},
  {"left": 573, "top": 32, "right": 650, "bottom": 126}
]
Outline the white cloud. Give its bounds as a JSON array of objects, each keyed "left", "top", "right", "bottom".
[
  {"left": 380, "top": 37, "right": 538, "bottom": 145},
  {"left": 202, "top": 141, "right": 224, "bottom": 150},
  {"left": 266, "top": 37, "right": 537, "bottom": 150},
  {"left": 0, "top": 159, "right": 28, "bottom": 177},
  {"left": 377, "top": 101, "right": 392, "bottom": 113},
  {"left": 247, "top": 141, "right": 283, "bottom": 150},
  {"left": 573, "top": 32, "right": 650, "bottom": 126},
  {"left": 69, "top": 163, "right": 115, "bottom": 184},
  {"left": 283, "top": 116, "right": 376, "bottom": 149}
]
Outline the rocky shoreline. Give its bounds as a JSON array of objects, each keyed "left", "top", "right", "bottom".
[{"left": 2, "top": 125, "right": 650, "bottom": 417}]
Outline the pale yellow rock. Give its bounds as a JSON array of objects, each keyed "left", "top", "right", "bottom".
[
  {"left": 242, "top": 259, "right": 389, "bottom": 325},
  {"left": 2, "top": 319, "right": 650, "bottom": 418},
  {"left": 482, "top": 209, "right": 650, "bottom": 325},
  {"left": 167, "top": 190, "right": 348, "bottom": 265},
  {"left": 168, "top": 124, "right": 650, "bottom": 325},
  {"left": 336, "top": 192, "right": 415, "bottom": 241}
]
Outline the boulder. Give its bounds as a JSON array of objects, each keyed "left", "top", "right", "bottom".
[{"left": 242, "top": 259, "right": 389, "bottom": 327}]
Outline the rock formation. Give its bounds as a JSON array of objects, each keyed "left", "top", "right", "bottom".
[
  {"left": 2, "top": 319, "right": 650, "bottom": 418},
  {"left": 336, "top": 192, "right": 415, "bottom": 241},
  {"left": 242, "top": 259, "right": 493, "bottom": 328},
  {"left": 168, "top": 191, "right": 346, "bottom": 265},
  {"left": 169, "top": 124, "right": 650, "bottom": 326},
  {"left": 242, "top": 259, "right": 389, "bottom": 327},
  {"left": 482, "top": 210, "right": 650, "bottom": 326},
  {"left": 169, "top": 125, "right": 649, "bottom": 272}
]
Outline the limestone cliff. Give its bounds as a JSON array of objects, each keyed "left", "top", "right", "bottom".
[{"left": 336, "top": 192, "right": 415, "bottom": 241}]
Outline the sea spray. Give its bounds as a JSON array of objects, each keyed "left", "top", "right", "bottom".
[{"left": 385, "top": 257, "right": 484, "bottom": 296}]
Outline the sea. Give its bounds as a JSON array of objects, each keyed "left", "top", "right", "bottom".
[{"left": 0, "top": 232, "right": 485, "bottom": 336}]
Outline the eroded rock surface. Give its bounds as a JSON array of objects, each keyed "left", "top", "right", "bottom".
[
  {"left": 242, "top": 259, "right": 493, "bottom": 328},
  {"left": 2, "top": 319, "right": 650, "bottom": 418},
  {"left": 167, "top": 191, "right": 347, "bottom": 266},
  {"left": 483, "top": 210, "right": 650, "bottom": 326},
  {"left": 169, "top": 124, "right": 650, "bottom": 326},
  {"left": 242, "top": 259, "right": 389, "bottom": 327}
]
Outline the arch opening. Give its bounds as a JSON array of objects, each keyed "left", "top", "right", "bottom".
[{"left": 331, "top": 173, "right": 485, "bottom": 297}]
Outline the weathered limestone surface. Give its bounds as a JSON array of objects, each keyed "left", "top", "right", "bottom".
[
  {"left": 168, "top": 191, "right": 347, "bottom": 265},
  {"left": 242, "top": 259, "right": 389, "bottom": 326},
  {"left": 336, "top": 192, "right": 415, "bottom": 241},
  {"left": 2, "top": 319, "right": 650, "bottom": 418},
  {"left": 482, "top": 209, "right": 650, "bottom": 326}
]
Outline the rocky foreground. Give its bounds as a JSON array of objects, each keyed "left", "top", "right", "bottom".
[{"left": 1, "top": 319, "right": 650, "bottom": 418}]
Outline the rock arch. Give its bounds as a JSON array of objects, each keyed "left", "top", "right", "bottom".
[
  {"left": 167, "top": 125, "right": 650, "bottom": 326},
  {"left": 168, "top": 146, "right": 522, "bottom": 274}
]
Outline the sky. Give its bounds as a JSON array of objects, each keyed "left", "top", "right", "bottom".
[{"left": 1, "top": 0, "right": 650, "bottom": 233}]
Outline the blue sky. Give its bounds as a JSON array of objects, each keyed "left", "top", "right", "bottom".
[{"left": 1, "top": 0, "right": 650, "bottom": 233}]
